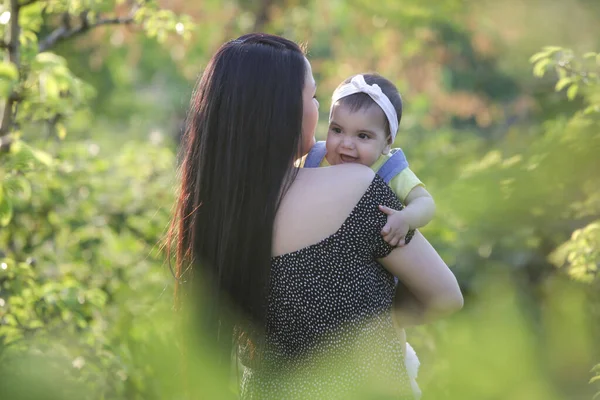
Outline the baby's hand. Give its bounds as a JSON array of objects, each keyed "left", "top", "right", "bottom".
[{"left": 379, "top": 205, "right": 410, "bottom": 247}]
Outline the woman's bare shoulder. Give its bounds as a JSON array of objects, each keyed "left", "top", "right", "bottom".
[
  {"left": 303, "top": 164, "right": 376, "bottom": 197},
  {"left": 274, "top": 165, "right": 377, "bottom": 257},
  {"left": 323, "top": 163, "right": 375, "bottom": 178}
]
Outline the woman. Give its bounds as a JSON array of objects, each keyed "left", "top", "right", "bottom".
[{"left": 172, "top": 33, "right": 463, "bottom": 399}]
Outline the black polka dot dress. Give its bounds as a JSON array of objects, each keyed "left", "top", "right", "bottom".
[{"left": 240, "top": 177, "right": 414, "bottom": 399}]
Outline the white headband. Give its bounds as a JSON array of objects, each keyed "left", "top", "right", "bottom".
[{"left": 329, "top": 74, "right": 399, "bottom": 141}]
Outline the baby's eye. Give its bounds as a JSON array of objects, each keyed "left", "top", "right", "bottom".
[
  {"left": 358, "top": 133, "right": 370, "bottom": 140},
  {"left": 330, "top": 126, "right": 342, "bottom": 134}
]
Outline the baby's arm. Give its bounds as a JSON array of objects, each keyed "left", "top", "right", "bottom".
[
  {"left": 402, "top": 186, "right": 436, "bottom": 229},
  {"left": 379, "top": 186, "right": 435, "bottom": 247}
]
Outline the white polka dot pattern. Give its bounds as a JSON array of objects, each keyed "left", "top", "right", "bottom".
[{"left": 240, "top": 176, "right": 414, "bottom": 399}]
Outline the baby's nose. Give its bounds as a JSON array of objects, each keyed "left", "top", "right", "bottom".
[{"left": 341, "top": 137, "right": 355, "bottom": 148}]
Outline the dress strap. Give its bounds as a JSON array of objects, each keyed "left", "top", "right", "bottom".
[
  {"left": 377, "top": 148, "right": 409, "bottom": 184},
  {"left": 304, "top": 141, "right": 327, "bottom": 168}
]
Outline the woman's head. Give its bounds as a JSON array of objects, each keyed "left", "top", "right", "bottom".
[
  {"left": 301, "top": 58, "right": 319, "bottom": 154},
  {"left": 325, "top": 74, "right": 402, "bottom": 167},
  {"left": 185, "top": 34, "right": 315, "bottom": 167},
  {"left": 173, "top": 33, "right": 316, "bottom": 352}
]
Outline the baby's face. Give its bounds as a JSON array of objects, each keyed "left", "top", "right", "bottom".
[{"left": 325, "top": 103, "right": 391, "bottom": 167}]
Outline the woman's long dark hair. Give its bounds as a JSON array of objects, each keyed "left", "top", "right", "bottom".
[{"left": 171, "top": 34, "right": 306, "bottom": 360}]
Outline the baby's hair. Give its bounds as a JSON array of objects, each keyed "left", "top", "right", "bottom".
[{"left": 334, "top": 73, "right": 402, "bottom": 139}]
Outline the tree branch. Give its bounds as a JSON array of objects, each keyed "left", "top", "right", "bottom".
[
  {"left": 1, "top": 3, "right": 141, "bottom": 136},
  {"left": 0, "top": 0, "right": 21, "bottom": 137},
  {"left": 38, "top": 12, "right": 135, "bottom": 53},
  {"left": 0, "top": 135, "right": 14, "bottom": 153}
]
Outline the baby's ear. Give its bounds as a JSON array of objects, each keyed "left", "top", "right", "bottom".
[{"left": 382, "top": 136, "right": 392, "bottom": 155}]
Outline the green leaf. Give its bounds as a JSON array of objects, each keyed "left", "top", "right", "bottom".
[
  {"left": 31, "top": 148, "right": 53, "bottom": 166},
  {"left": 557, "top": 68, "right": 568, "bottom": 80},
  {"left": 20, "top": 30, "right": 38, "bottom": 46},
  {"left": 34, "top": 52, "right": 68, "bottom": 68},
  {"left": 16, "top": 178, "right": 31, "bottom": 200},
  {"left": 42, "top": 74, "right": 60, "bottom": 101},
  {"left": 0, "top": 62, "right": 19, "bottom": 81},
  {"left": 0, "top": 62, "right": 19, "bottom": 97},
  {"left": 590, "top": 375, "right": 600, "bottom": 384},
  {"left": 0, "top": 192, "right": 13, "bottom": 226},
  {"left": 583, "top": 52, "right": 597, "bottom": 59},
  {"left": 2, "top": 175, "right": 32, "bottom": 200},
  {"left": 533, "top": 59, "right": 551, "bottom": 77},
  {"left": 555, "top": 77, "right": 572, "bottom": 91},
  {"left": 529, "top": 51, "right": 549, "bottom": 64},
  {"left": 19, "top": 2, "right": 44, "bottom": 31},
  {"left": 10, "top": 139, "right": 54, "bottom": 168},
  {"left": 567, "top": 84, "right": 579, "bottom": 100},
  {"left": 56, "top": 123, "right": 67, "bottom": 140},
  {"left": 542, "top": 46, "right": 563, "bottom": 53}
]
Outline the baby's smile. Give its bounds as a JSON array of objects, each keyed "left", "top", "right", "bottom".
[{"left": 339, "top": 154, "right": 360, "bottom": 163}]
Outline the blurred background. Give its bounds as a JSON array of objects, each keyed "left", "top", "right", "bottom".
[{"left": 0, "top": 0, "right": 599, "bottom": 399}]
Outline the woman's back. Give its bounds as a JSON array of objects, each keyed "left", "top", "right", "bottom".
[
  {"left": 241, "top": 165, "right": 414, "bottom": 399},
  {"left": 273, "top": 164, "right": 378, "bottom": 257}
]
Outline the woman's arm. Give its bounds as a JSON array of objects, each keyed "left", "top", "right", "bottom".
[
  {"left": 379, "top": 231, "right": 463, "bottom": 326},
  {"left": 392, "top": 281, "right": 436, "bottom": 328}
]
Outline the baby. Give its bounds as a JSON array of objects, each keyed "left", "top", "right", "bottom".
[
  {"left": 302, "top": 74, "right": 434, "bottom": 247},
  {"left": 302, "top": 73, "right": 434, "bottom": 398}
]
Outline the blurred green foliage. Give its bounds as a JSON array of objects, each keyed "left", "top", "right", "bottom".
[{"left": 0, "top": 0, "right": 599, "bottom": 398}]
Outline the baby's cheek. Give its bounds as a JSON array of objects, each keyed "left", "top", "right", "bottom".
[
  {"left": 324, "top": 138, "right": 336, "bottom": 154},
  {"left": 362, "top": 151, "right": 379, "bottom": 166}
]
